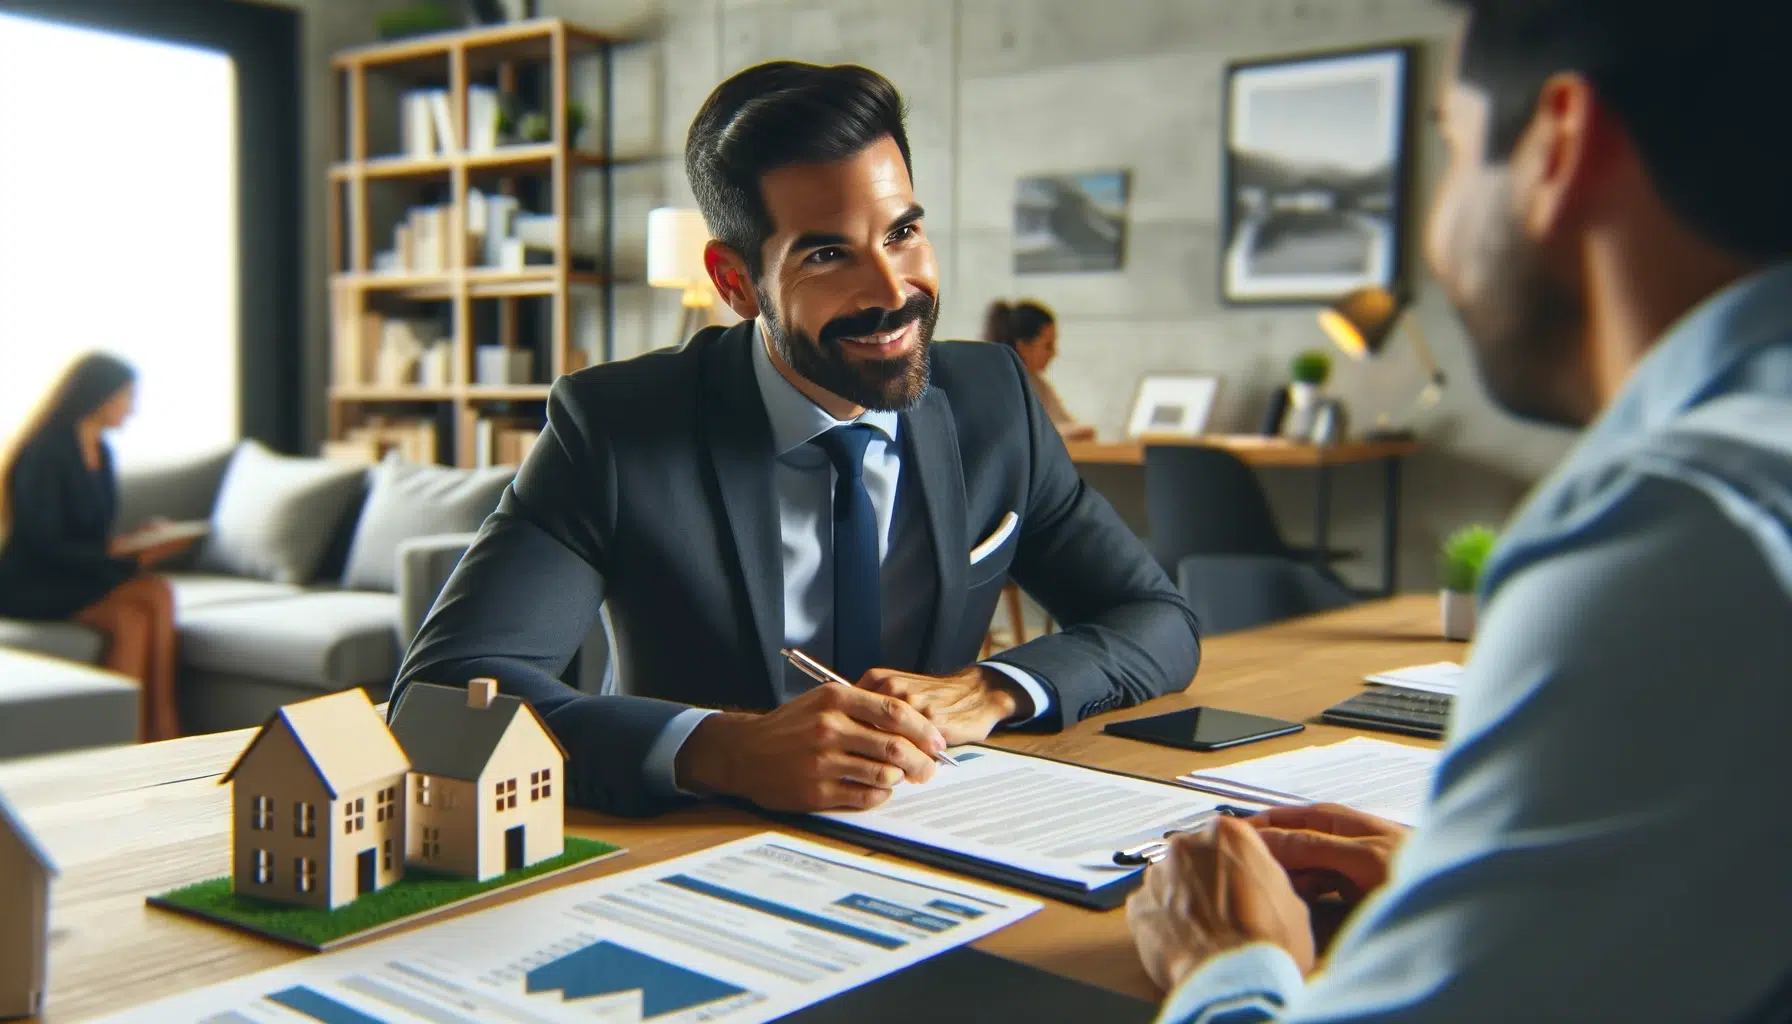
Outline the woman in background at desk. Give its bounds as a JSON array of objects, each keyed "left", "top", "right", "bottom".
[
  {"left": 0, "top": 353, "right": 194, "bottom": 741},
  {"left": 984, "top": 299, "right": 1098, "bottom": 442}
]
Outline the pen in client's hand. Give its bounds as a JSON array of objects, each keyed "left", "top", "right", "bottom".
[{"left": 779, "top": 647, "right": 960, "bottom": 767}]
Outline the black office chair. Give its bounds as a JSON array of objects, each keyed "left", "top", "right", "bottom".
[
  {"left": 1176, "top": 554, "right": 1359, "bottom": 636},
  {"left": 1142, "top": 444, "right": 1355, "bottom": 577}
]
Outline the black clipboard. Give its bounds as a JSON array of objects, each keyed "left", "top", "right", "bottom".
[
  {"left": 748, "top": 743, "right": 1201, "bottom": 911},
  {"left": 772, "top": 946, "right": 1155, "bottom": 1023}
]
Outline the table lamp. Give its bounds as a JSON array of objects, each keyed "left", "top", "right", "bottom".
[
  {"left": 1317, "top": 286, "right": 1447, "bottom": 441},
  {"left": 647, "top": 207, "right": 716, "bottom": 345}
]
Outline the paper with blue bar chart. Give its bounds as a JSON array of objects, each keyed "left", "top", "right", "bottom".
[{"left": 91, "top": 834, "right": 1040, "bottom": 1024}]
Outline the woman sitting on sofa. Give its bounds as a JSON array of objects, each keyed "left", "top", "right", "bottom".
[
  {"left": 983, "top": 299, "right": 1097, "bottom": 441},
  {"left": 0, "top": 353, "right": 194, "bottom": 741}
]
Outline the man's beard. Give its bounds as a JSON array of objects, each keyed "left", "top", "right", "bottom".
[
  {"left": 762, "top": 291, "right": 937, "bottom": 411},
  {"left": 1444, "top": 173, "right": 1590, "bottom": 428}
]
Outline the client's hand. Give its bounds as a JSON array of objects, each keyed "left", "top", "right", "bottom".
[
  {"left": 1126, "top": 818, "right": 1316, "bottom": 993},
  {"left": 134, "top": 536, "right": 196, "bottom": 568},
  {"left": 674, "top": 684, "right": 947, "bottom": 812},
  {"left": 1249, "top": 804, "right": 1410, "bottom": 905},
  {"left": 856, "top": 666, "right": 1029, "bottom": 745}
]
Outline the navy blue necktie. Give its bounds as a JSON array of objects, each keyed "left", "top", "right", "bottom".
[{"left": 814, "top": 424, "right": 881, "bottom": 683}]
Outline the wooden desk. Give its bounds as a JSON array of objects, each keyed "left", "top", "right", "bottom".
[
  {"left": 3, "top": 598, "right": 1453, "bottom": 1021},
  {"left": 1066, "top": 435, "right": 1422, "bottom": 597}
]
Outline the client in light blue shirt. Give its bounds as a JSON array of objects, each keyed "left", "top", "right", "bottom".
[{"left": 1130, "top": 2, "right": 1792, "bottom": 1020}]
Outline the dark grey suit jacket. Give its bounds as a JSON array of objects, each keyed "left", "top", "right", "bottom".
[{"left": 392, "top": 323, "right": 1201, "bottom": 816}]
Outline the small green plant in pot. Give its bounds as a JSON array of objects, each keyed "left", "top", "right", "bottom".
[
  {"left": 1438, "top": 524, "right": 1497, "bottom": 640},
  {"left": 1283, "top": 349, "right": 1333, "bottom": 439},
  {"left": 1290, "top": 349, "right": 1332, "bottom": 387}
]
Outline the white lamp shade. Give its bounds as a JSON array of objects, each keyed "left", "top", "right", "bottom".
[{"left": 647, "top": 207, "right": 712, "bottom": 294}]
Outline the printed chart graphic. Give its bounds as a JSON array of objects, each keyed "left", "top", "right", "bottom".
[{"left": 527, "top": 940, "right": 747, "bottom": 1016}]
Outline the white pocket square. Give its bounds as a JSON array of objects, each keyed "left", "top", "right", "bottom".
[{"left": 969, "top": 511, "right": 1019, "bottom": 566}]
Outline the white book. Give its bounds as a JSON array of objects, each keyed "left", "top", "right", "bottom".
[
  {"left": 467, "top": 86, "right": 499, "bottom": 152},
  {"left": 427, "top": 89, "right": 458, "bottom": 154},
  {"left": 402, "top": 91, "right": 435, "bottom": 159},
  {"left": 474, "top": 419, "right": 494, "bottom": 468}
]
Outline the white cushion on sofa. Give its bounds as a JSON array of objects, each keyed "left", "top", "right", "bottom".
[
  {"left": 193, "top": 441, "right": 367, "bottom": 585},
  {"left": 341, "top": 455, "right": 511, "bottom": 593}
]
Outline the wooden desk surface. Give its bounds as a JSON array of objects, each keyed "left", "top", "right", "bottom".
[
  {"left": 1065, "top": 434, "right": 1420, "bottom": 468},
  {"left": 3, "top": 597, "right": 1456, "bottom": 1021}
]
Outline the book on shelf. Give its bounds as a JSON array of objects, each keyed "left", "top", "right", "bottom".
[
  {"left": 345, "top": 419, "right": 438, "bottom": 465},
  {"left": 473, "top": 416, "right": 544, "bottom": 468},
  {"left": 467, "top": 86, "right": 500, "bottom": 153},
  {"left": 400, "top": 88, "right": 458, "bottom": 159}
]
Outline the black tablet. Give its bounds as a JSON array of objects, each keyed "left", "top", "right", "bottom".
[{"left": 1102, "top": 707, "right": 1305, "bottom": 752}]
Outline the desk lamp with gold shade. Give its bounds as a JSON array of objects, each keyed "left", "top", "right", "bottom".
[
  {"left": 647, "top": 207, "right": 719, "bottom": 345},
  {"left": 1317, "top": 286, "right": 1447, "bottom": 441}
]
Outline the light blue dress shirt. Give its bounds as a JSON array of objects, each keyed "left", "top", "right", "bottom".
[
  {"left": 1159, "top": 262, "right": 1792, "bottom": 1023},
  {"left": 640, "top": 329, "right": 1053, "bottom": 797}
]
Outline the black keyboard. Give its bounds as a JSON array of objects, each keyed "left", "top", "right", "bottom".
[{"left": 1320, "top": 687, "right": 1451, "bottom": 739}]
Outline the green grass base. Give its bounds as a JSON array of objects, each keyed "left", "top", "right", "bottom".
[{"left": 150, "top": 836, "right": 621, "bottom": 949}]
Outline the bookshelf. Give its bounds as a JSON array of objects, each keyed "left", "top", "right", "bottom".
[{"left": 326, "top": 18, "right": 618, "bottom": 468}]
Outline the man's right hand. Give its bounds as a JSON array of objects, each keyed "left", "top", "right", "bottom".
[
  {"left": 1248, "top": 803, "right": 1410, "bottom": 905},
  {"left": 673, "top": 684, "right": 948, "bottom": 812}
]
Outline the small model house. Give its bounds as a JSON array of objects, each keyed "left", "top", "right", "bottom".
[
  {"left": 221, "top": 688, "right": 411, "bottom": 909},
  {"left": 388, "top": 679, "right": 567, "bottom": 881},
  {"left": 0, "top": 791, "right": 54, "bottom": 1020}
]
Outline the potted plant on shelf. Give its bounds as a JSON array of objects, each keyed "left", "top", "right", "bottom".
[
  {"left": 1283, "top": 349, "right": 1332, "bottom": 439},
  {"left": 1438, "top": 524, "right": 1497, "bottom": 640}
]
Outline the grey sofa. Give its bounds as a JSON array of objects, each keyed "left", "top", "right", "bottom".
[{"left": 0, "top": 442, "right": 605, "bottom": 753}]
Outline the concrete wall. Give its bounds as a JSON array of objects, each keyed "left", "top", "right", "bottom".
[{"left": 644, "top": 0, "right": 1577, "bottom": 595}]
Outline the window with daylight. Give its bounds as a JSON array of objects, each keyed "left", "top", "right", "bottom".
[
  {"left": 253, "top": 848, "right": 272, "bottom": 884},
  {"left": 294, "top": 801, "right": 315, "bottom": 838},
  {"left": 295, "top": 856, "right": 316, "bottom": 893},
  {"left": 251, "top": 796, "right": 273, "bottom": 830},
  {"left": 0, "top": 12, "right": 239, "bottom": 464},
  {"left": 418, "top": 776, "right": 432, "bottom": 806}
]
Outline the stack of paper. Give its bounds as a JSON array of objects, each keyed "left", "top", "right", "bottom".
[
  {"left": 814, "top": 747, "right": 1236, "bottom": 888},
  {"left": 1364, "top": 661, "right": 1464, "bottom": 695},
  {"left": 1177, "top": 737, "right": 1439, "bottom": 826}
]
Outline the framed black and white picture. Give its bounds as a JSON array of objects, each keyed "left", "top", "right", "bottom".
[
  {"left": 1221, "top": 45, "right": 1415, "bottom": 305},
  {"left": 1013, "top": 170, "right": 1130, "bottom": 274}
]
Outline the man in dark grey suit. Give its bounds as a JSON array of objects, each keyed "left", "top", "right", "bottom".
[{"left": 393, "top": 61, "right": 1200, "bottom": 818}]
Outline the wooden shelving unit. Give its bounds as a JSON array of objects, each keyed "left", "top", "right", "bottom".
[{"left": 326, "top": 18, "right": 618, "bottom": 468}]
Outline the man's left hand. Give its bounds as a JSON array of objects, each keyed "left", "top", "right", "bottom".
[
  {"left": 1126, "top": 818, "right": 1316, "bottom": 993},
  {"left": 856, "top": 666, "right": 1030, "bottom": 745}
]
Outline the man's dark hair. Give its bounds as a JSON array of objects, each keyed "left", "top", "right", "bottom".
[
  {"left": 685, "top": 61, "right": 912, "bottom": 278},
  {"left": 1444, "top": 0, "right": 1791, "bottom": 261}
]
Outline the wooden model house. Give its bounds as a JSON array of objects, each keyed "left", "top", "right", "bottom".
[
  {"left": 387, "top": 679, "right": 567, "bottom": 881},
  {"left": 221, "top": 688, "right": 411, "bottom": 909},
  {"left": 0, "top": 791, "right": 54, "bottom": 1020}
]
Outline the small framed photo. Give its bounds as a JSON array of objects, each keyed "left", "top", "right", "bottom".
[{"left": 1127, "top": 376, "right": 1221, "bottom": 439}]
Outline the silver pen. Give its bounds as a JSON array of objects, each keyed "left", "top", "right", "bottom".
[
  {"left": 780, "top": 647, "right": 960, "bottom": 767},
  {"left": 1112, "top": 806, "right": 1262, "bottom": 866}
]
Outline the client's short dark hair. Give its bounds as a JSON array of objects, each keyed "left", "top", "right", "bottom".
[
  {"left": 1443, "top": 0, "right": 1791, "bottom": 261},
  {"left": 684, "top": 61, "right": 912, "bottom": 278}
]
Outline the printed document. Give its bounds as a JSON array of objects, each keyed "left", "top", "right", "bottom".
[
  {"left": 93, "top": 833, "right": 1040, "bottom": 1024},
  {"left": 1364, "top": 661, "right": 1464, "bottom": 696},
  {"left": 1179, "top": 737, "right": 1439, "bottom": 826},
  {"left": 814, "top": 746, "right": 1233, "bottom": 889}
]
